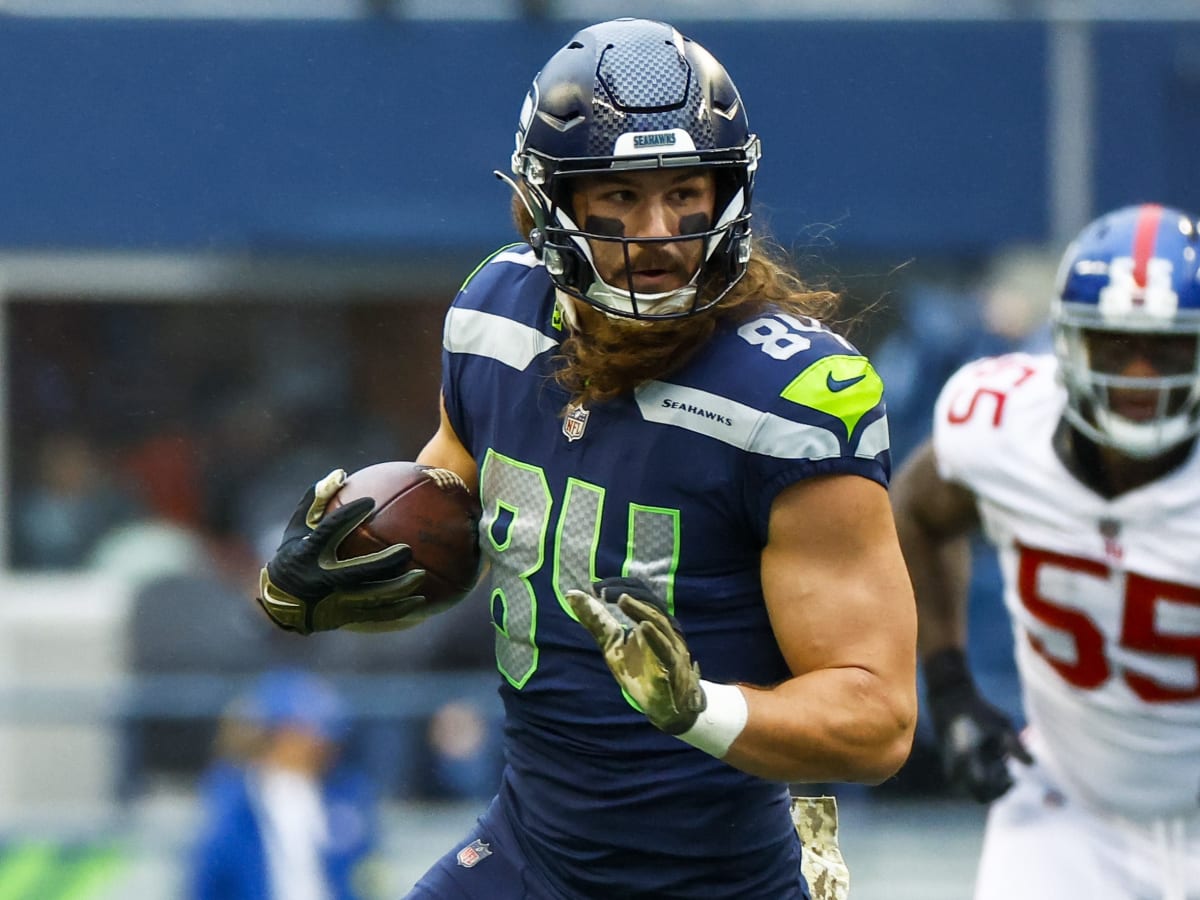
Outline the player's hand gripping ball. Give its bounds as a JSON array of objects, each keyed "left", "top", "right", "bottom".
[{"left": 257, "top": 463, "right": 482, "bottom": 635}]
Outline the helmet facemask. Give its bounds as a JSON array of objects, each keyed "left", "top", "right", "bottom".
[
  {"left": 1055, "top": 316, "right": 1200, "bottom": 458},
  {"left": 525, "top": 158, "right": 756, "bottom": 320}
]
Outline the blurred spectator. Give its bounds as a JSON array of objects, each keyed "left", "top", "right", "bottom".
[
  {"left": 187, "top": 669, "right": 382, "bottom": 900},
  {"left": 422, "top": 698, "right": 502, "bottom": 801},
  {"left": 12, "top": 430, "right": 142, "bottom": 568},
  {"left": 315, "top": 579, "right": 504, "bottom": 803},
  {"left": 87, "top": 518, "right": 211, "bottom": 592},
  {"left": 122, "top": 429, "right": 206, "bottom": 529},
  {"left": 119, "top": 514, "right": 503, "bottom": 803}
]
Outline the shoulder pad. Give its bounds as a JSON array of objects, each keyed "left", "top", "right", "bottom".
[{"left": 459, "top": 243, "right": 538, "bottom": 293}]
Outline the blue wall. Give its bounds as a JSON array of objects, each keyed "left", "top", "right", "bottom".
[
  {"left": 0, "top": 17, "right": 1194, "bottom": 260},
  {"left": 1093, "top": 22, "right": 1200, "bottom": 216}
]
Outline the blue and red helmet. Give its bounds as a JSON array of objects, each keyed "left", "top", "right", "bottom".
[
  {"left": 1053, "top": 203, "right": 1200, "bottom": 457},
  {"left": 234, "top": 668, "right": 349, "bottom": 743},
  {"left": 508, "top": 18, "right": 760, "bottom": 319}
]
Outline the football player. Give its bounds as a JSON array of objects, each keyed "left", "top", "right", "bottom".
[
  {"left": 258, "top": 18, "right": 917, "bottom": 899},
  {"left": 891, "top": 203, "right": 1200, "bottom": 898}
]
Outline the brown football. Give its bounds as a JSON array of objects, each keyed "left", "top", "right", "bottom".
[{"left": 325, "top": 461, "right": 483, "bottom": 612}]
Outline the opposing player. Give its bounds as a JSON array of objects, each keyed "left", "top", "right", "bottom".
[
  {"left": 891, "top": 203, "right": 1200, "bottom": 898},
  {"left": 258, "top": 18, "right": 917, "bottom": 899}
]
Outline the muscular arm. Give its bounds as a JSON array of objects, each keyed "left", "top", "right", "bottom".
[
  {"left": 888, "top": 439, "right": 980, "bottom": 660},
  {"left": 416, "top": 394, "right": 479, "bottom": 494},
  {"left": 720, "top": 473, "right": 918, "bottom": 785}
]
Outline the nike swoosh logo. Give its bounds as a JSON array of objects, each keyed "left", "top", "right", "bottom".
[{"left": 826, "top": 372, "right": 866, "bottom": 392}]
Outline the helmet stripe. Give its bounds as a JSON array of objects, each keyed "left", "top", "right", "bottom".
[{"left": 1131, "top": 202, "right": 1164, "bottom": 289}]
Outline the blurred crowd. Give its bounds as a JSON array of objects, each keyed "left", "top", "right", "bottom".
[{"left": 6, "top": 295, "right": 505, "bottom": 805}]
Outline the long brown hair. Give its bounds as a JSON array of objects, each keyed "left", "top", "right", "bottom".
[{"left": 510, "top": 193, "right": 841, "bottom": 409}]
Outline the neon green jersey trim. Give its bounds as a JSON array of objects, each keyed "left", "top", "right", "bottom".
[{"left": 780, "top": 354, "right": 884, "bottom": 440}]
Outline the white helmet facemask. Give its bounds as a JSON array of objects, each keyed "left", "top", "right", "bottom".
[
  {"left": 574, "top": 185, "right": 750, "bottom": 318},
  {"left": 1055, "top": 317, "right": 1200, "bottom": 458}
]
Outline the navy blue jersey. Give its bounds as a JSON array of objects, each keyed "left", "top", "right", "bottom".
[{"left": 440, "top": 245, "right": 890, "bottom": 899}]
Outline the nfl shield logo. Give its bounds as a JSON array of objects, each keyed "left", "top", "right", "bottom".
[
  {"left": 563, "top": 404, "right": 590, "bottom": 442},
  {"left": 455, "top": 839, "right": 492, "bottom": 868}
]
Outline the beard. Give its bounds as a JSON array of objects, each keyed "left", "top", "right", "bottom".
[{"left": 553, "top": 302, "right": 719, "bottom": 410}]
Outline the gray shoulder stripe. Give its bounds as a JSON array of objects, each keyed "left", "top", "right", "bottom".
[
  {"left": 444, "top": 307, "right": 557, "bottom": 371},
  {"left": 751, "top": 410, "right": 842, "bottom": 460},
  {"left": 856, "top": 416, "right": 890, "bottom": 459},
  {"left": 636, "top": 381, "right": 762, "bottom": 448},
  {"left": 493, "top": 248, "right": 542, "bottom": 268},
  {"left": 635, "top": 381, "right": 889, "bottom": 460}
]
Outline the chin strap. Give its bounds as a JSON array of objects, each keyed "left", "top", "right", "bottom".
[{"left": 583, "top": 279, "right": 699, "bottom": 319}]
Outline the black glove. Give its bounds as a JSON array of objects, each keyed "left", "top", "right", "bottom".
[
  {"left": 925, "top": 647, "right": 1032, "bottom": 803},
  {"left": 564, "top": 576, "right": 706, "bottom": 735},
  {"left": 256, "top": 469, "right": 426, "bottom": 635}
]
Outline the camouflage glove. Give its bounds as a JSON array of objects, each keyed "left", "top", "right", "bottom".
[
  {"left": 925, "top": 647, "right": 1033, "bottom": 803},
  {"left": 565, "top": 577, "right": 706, "bottom": 734},
  {"left": 256, "top": 469, "right": 426, "bottom": 635}
]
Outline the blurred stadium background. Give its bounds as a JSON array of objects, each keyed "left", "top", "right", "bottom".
[{"left": 0, "top": 1, "right": 1197, "bottom": 896}]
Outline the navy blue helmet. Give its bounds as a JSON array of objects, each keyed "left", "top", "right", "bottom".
[
  {"left": 508, "top": 18, "right": 760, "bottom": 319},
  {"left": 1053, "top": 203, "right": 1200, "bottom": 457}
]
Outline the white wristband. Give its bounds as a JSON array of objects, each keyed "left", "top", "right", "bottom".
[{"left": 677, "top": 680, "right": 749, "bottom": 759}]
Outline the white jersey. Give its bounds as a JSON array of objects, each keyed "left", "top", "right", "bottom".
[{"left": 932, "top": 352, "right": 1200, "bottom": 819}]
